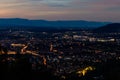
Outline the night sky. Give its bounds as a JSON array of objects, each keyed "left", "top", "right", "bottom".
[{"left": 0, "top": 0, "right": 120, "bottom": 22}]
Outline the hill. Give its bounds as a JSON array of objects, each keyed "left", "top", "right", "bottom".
[
  {"left": 0, "top": 18, "right": 109, "bottom": 29},
  {"left": 93, "top": 23, "right": 120, "bottom": 33}
]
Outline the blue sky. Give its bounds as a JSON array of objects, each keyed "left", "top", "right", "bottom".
[{"left": 0, "top": 0, "right": 120, "bottom": 22}]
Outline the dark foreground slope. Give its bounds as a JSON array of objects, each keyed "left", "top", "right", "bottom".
[{"left": 0, "top": 54, "right": 120, "bottom": 80}]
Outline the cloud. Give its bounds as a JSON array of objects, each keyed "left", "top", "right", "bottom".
[{"left": 39, "top": 0, "right": 72, "bottom": 7}]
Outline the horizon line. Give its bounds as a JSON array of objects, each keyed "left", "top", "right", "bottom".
[{"left": 0, "top": 17, "right": 114, "bottom": 23}]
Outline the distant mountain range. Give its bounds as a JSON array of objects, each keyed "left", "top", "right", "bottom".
[
  {"left": 93, "top": 23, "right": 120, "bottom": 33},
  {"left": 0, "top": 18, "right": 110, "bottom": 29}
]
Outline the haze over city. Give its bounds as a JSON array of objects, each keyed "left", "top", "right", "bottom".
[{"left": 0, "top": 0, "right": 120, "bottom": 22}]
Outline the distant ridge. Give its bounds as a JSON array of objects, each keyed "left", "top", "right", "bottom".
[
  {"left": 0, "top": 18, "right": 110, "bottom": 29},
  {"left": 93, "top": 23, "right": 120, "bottom": 33}
]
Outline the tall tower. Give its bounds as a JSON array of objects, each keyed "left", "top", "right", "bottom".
[{"left": 50, "top": 44, "right": 53, "bottom": 52}]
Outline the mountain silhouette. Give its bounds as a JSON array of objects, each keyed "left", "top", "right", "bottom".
[
  {"left": 93, "top": 23, "right": 120, "bottom": 33},
  {"left": 0, "top": 18, "right": 109, "bottom": 29}
]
